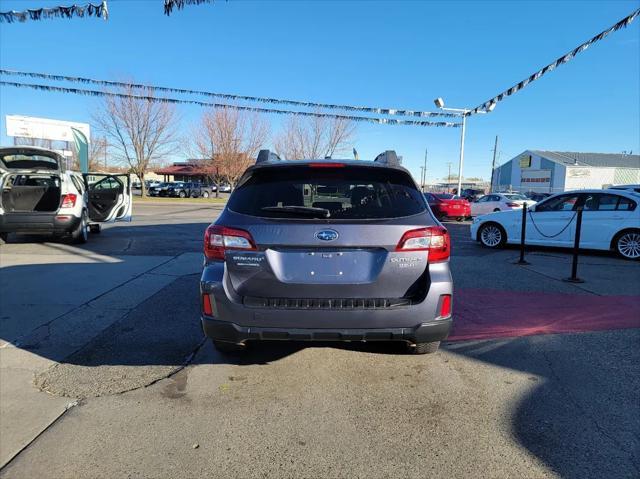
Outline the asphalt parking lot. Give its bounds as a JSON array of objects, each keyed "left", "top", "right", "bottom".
[{"left": 1, "top": 202, "right": 639, "bottom": 478}]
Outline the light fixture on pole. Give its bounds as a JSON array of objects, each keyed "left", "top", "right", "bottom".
[{"left": 433, "top": 98, "right": 496, "bottom": 195}]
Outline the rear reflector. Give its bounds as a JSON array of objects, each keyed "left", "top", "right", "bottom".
[
  {"left": 395, "top": 226, "right": 450, "bottom": 262},
  {"left": 202, "top": 293, "right": 213, "bottom": 315},
  {"left": 60, "top": 193, "right": 77, "bottom": 208},
  {"left": 204, "top": 225, "right": 256, "bottom": 260},
  {"left": 439, "top": 294, "right": 452, "bottom": 318}
]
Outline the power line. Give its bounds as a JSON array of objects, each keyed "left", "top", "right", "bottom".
[
  {"left": 0, "top": 80, "right": 462, "bottom": 128},
  {"left": 0, "top": 69, "right": 461, "bottom": 119}
]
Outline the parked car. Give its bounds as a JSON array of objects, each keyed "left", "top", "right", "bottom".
[
  {"left": 218, "top": 183, "right": 231, "bottom": 193},
  {"left": 470, "top": 192, "right": 536, "bottom": 216},
  {"left": 424, "top": 192, "right": 471, "bottom": 221},
  {"left": 146, "top": 180, "right": 162, "bottom": 189},
  {"left": 0, "top": 146, "right": 132, "bottom": 244},
  {"left": 200, "top": 150, "right": 453, "bottom": 354},
  {"left": 610, "top": 184, "right": 640, "bottom": 194},
  {"left": 147, "top": 182, "right": 172, "bottom": 197},
  {"left": 166, "top": 182, "right": 214, "bottom": 198},
  {"left": 470, "top": 189, "right": 640, "bottom": 260},
  {"left": 460, "top": 188, "right": 485, "bottom": 202},
  {"left": 525, "top": 191, "right": 552, "bottom": 202}
]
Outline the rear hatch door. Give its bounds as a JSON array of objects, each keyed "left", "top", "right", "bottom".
[
  {"left": 219, "top": 163, "right": 435, "bottom": 301},
  {"left": 0, "top": 147, "right": 63, "bottom": 174}
]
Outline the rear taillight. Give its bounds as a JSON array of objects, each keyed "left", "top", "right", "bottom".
[
  {"left": 204, "top": 225, "right": 256, "bottom": 260},
  {"left": 60, "top": 194, "right": 77, "bottom": 208},
  {"left": 506, "top": 202, "right": 520, "bottom": 208},
  {"left": 395, "top": 226, "right": 450, "bottom": 262}
]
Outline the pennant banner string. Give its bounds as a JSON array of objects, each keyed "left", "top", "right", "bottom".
[
  {"left": 0, "top": 81, "right": 462, "bottom": 128},
  {"left": 0, "top": 69, "right": 461, "bottom": 119},
  {"left": 469, "top": 8, "right": 640, "bottom": 115},
  {"left": 0, "top": 1, "right": 108, "bottom": 23},
  {"left": 164, "top": 0, "right": 215, "bottom": 16}
]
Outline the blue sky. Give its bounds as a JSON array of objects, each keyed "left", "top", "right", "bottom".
[{"left": 1, "top": 0, "right": 639, "bottom": 183}]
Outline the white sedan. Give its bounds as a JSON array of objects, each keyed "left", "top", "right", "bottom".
[
  {"left": 470, "top": 189, "right": 640, "bottom": 260},
  {"left": 470, "top": 193, "right": 536, "bottom": 217}
]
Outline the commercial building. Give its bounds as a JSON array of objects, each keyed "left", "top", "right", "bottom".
[
  {"left": 154, "top": 161, "right": 213, "bottom": 183},
  {"left": 492, "top": 150, "right": 640, "bottom": 193}
]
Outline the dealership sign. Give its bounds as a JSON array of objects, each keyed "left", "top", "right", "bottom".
[{"left": 6, "top": 115, "right": 90, "bottom": 143}]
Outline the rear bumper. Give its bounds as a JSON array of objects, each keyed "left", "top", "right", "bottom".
[
  {"left": 200, "top": 260, "right": 454, "bottom": 344},
  {"left": 440, "top": 208, "right": 471, "bottom": 218},
  {"left": 0, "top": 212, "right": 80, "bottom": 234},
  {"left": 202, "top": 316, "right": 452, "bottom": 345}
]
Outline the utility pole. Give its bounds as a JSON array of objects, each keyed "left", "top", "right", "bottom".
[
  {"left": 446, "top": 162, "right": 452, "bottom": 193},
  {"left": 422, "top": 148, "right": 428, "bottom": 192},
  {"left": 490, "top": 135, "right": 498, "bottom": 192}
]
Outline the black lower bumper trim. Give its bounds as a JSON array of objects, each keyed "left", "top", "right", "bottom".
[{"left": 201, "top": 317, "right": 452, "bottom": 345}]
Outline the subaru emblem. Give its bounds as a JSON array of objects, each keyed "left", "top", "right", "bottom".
[{"left": 315, "top": 229, "right": 338, "bottom": 241}]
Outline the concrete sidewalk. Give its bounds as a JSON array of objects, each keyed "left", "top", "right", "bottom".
[{"left": 0, "top": 248, "right": 202, "bottom": 467}]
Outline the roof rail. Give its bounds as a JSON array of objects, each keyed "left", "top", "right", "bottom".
[
  {"left": 256, "top": 149, "right": 282, "bottom": 164},
  {"left": 373, "top": 150, "right": 401, "bottom": 166}
]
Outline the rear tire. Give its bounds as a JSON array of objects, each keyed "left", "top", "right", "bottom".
[
  {"left": 202, "top": 191, "right": 210, "bottom": 198},
  {"left": 614, "top": 229, "right": 640, "bottom": 260},
  {"left": 71, "top": 211, "right": 89, "bottom": 244},
  {"left": 409, "top": 341, "right": 440, "bottom": 355},
  {"left": 478, "top": 222, "right": 507, "bottom": 249},
  {"left": 493, "top": 208, "right": 501, "bottom": 212},
  {"left": 179, "top": 191, "right": 186, "bottom": 198},
  {"left": 212, "top": 340, "right": 246, "bottom": 354}
]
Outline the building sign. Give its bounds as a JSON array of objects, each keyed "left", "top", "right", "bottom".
[
  {"left": 519, "top": 155, "right": 532, "bottom": 168},
  {"left": 567, "top": 168, "right": 591, "bottom": 178},
  {"left": 6, "top": 115, "right": 90, "bottom": 143},
  {"left": 521, "top": 169, "right": 551, "bottom": 188}
]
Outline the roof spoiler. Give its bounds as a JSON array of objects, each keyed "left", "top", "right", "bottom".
[
  {"left": 373, "top": 150, "right": 401, "bottom": 166},
  {"left": 256, "top": 149, "right": 282, "bottom": 164}
]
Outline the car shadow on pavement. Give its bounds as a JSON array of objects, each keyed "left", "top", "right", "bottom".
[{"left": 446, "top": 332, "right": 640, "bottom": 479}]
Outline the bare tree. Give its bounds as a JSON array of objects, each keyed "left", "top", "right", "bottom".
[
  {"left": 193, "top": 107, "right": 269, "bottom": 193},
  {"left": 274, "top": 114, "right": 356, "bottom": 160},
  {"left": 88, "top": 136, "right": 108, "bottom": 171},
  {"left": 93, "top": 85, "right": 179, "bottom": 196}
]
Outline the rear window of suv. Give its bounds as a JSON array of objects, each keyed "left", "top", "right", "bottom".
[{"left": 228, "top": 165, "right": 426, "bottom": 219}]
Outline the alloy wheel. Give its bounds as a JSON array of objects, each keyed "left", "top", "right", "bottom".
[
  {"left": 617, "top": 232, "right": 640, "bottom": 259},
  {"left": 480, "top": 225, "right": 502, "bottom": 247}
]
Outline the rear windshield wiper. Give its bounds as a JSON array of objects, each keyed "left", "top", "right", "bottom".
[{"left": 261, "top": 205, "right": 331, "bottom": 218}]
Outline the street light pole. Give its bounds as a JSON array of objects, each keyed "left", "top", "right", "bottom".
[
  {"left": 456, "top": 114, "right": 466, "bottom": 195},
  {"left": 433, "top": 98, "right": 495, "bottom": 197}
]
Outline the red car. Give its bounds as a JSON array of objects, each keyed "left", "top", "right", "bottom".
[{"left": 424, "top": 193, "right": 471, "bottom": 221}]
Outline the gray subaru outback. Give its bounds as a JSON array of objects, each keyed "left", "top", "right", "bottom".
[{"left": 200, "top": 150, "right": 453, "bottom": 354}]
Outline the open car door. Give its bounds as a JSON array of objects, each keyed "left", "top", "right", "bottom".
[{"left": 83, "top": 173, "right": 132, "bottom": 223}]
